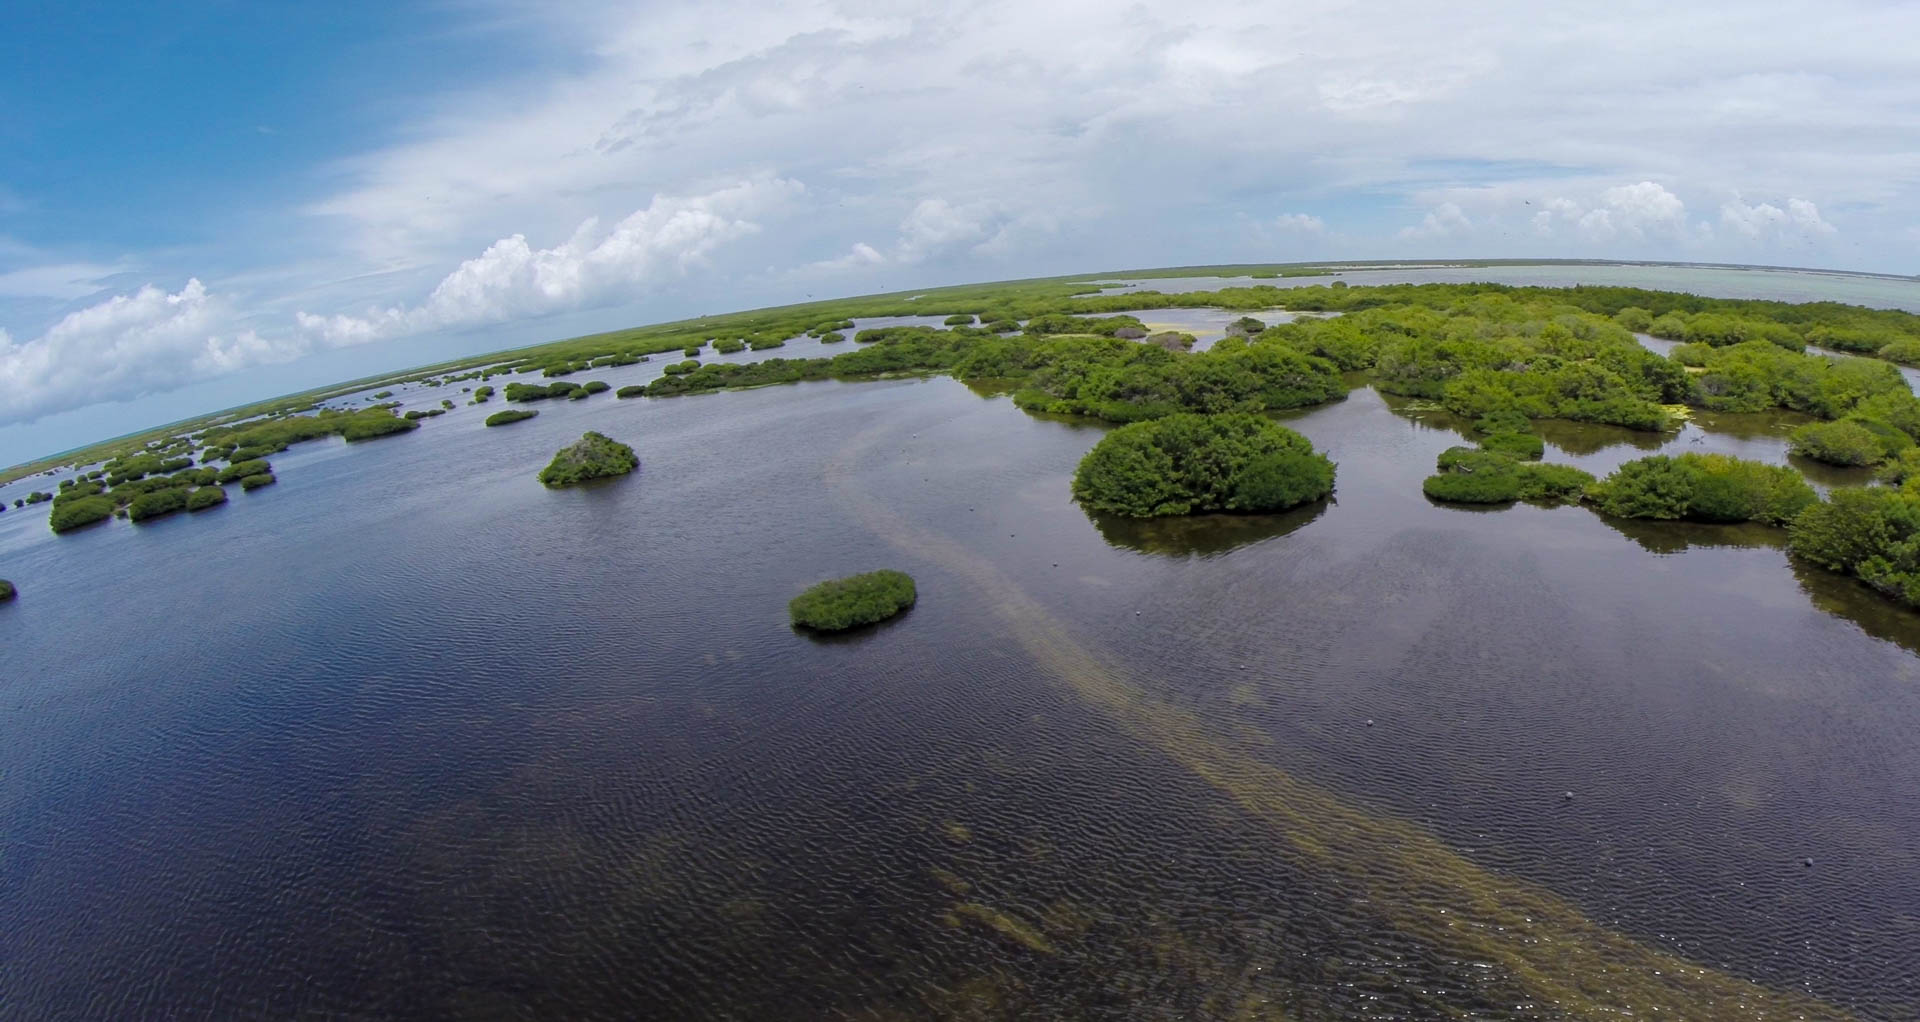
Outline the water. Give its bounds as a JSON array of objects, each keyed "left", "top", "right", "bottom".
[
  {"left": 4, "top": 271, "right": 1920, "bottom": 1018},
  {"left": 1096, "top": 262, "right": 1920, "bottom": 313}
]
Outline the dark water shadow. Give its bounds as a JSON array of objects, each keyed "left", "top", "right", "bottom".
[
  {"left": 790, "top": 604, "right": 915, "bottom": 645},
  {"left": 1792, "top": 560, "right": 1920, "bottom": 656},
  {"left": 1089, "top": 499, "right": 1328, "bottom": 558},
  {"left": 1597, "top": 514, "right": 1789, "bottom": 555},
  {"left": 1531, "top": 419, "right": 1671, "bottom": 456}
]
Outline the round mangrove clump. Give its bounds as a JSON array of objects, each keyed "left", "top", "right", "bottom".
[
  {"left": 789, "top": 570, "right": 917, "bottom": 631},
  {"left": 1071, "top": 412, "right": 1335, "bottom": 518},
  {"left": 485, "top": 409, "right": 538, "bottom": 427},
  {"left": 615, "top": 385, "right": 646, "bottom": 398},
  {"left": 0, "top": 578, "right": 15, "bottom": 602},
  {"left": 539, "top": 431, "right": 639, "bottom": 488},
  {"left": 239, "top": 473, "right": 277, "bottom": 490},
  {"left": 49, "top": 495, "right": 115, "bottom": 533},
  {"left": 186, "top": 485, "right": 228, "bottom": 511}
]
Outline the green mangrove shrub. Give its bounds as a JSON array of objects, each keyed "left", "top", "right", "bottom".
[
  {"left": 539, "top": 431, "right": 638, "bottom": 487},
  {"left": 127, "top": 487, "right": 188, "bottom": 522},
  {"left": 789, "top": 570, "right": 917, "bottom": 631},
  {"left": 485, "top": 409, "right": 538, "bottom": 426},
  {"left": 217, "top": 459, "right": 272, "bottom": 484},
  {"left": 239, "top": 473, "right": 276, "bottom": 490},
  {"left": 1071, "top": 412, "right": 1335, "bottom": 517},
  {"left": 1422, "top": 448, "right": 1593, "bottom": 505},
  {"left": 0, "top": 578, "right": 13, "bottom": 602},
  {"left": 1790, "top": 487, "right": 1920, "bottom": 606},
  {"left": 186, "top": 485, "right": 228, "bottom": 511},
  {"left": 615, "top": 386, "right": 646, "bottom": 398},
  {"left": 1587, "top": 453, "right": 1817, "bottom": 524},
  {"left": 1789, "top": 418, "right": 1910, "bottom": 466}
]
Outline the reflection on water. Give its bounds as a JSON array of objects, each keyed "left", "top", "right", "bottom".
[
  {"left": 1597, "top": 514, "right": 1789, "bottom": 555},
  {"left": 1089, "top": 500, "right": 1327, "bottom": 557}
]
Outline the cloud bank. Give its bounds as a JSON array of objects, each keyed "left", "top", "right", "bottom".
[{"left": 6, "top": 0, "right": 1920, "bottom": 431}]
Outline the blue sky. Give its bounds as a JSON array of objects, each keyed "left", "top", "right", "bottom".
[{"left": 4, "top": 0, "right": 1919, "bottom": 465}]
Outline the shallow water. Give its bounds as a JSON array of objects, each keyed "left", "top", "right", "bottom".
[{"left": 4, "top": 273, "right": 1920, "bottom": 1018}]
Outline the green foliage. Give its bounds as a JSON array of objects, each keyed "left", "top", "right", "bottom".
[
  {"left": 1071, "top": 413, "right": 1335, "bottom": 517},
  {"left": 485, "top": 409, "right": 539, "bottom": 426},
  {"left": 504, "top": 381, "right": 580, "bottom": 402},
  {"left": 403, "top": 408, "right": 445, "bottom": 420},
  {"left": 568, "top": 387, "right": 590, "bottom": 400},
  {"left": 1422, "top": 447, "right": 1592, "bottom": 504},
  {"left": 662, "top": 360, "right": 700, "bottom": 375},
  {"left": 538, "top": 431, "right": 639, "bottom": 487},
  {"left": 472, "top": 385, "right": 495, "bottom": 403},
  {"left": 1480, "top": 431, "right": 1545, "bottom": 460},
  {"left": 615, "top": 385, "right": 645, "bottom": 398},
  {"left": 944, "top": 314, "right": 976, "bottom": 326},
  {"left": 1789, "top": 418, "right": 1909, "bottom": 466},
  {"left": 1679, "top": 341, "right": 1906, "bottom": 417},
  {"left": 127, "top": 487, "right": 189, "bottom": 522},
  {"left": 49, "top": 495, "right": 114, "bottom": 533},
  {"left": 186, "top": 485, "right": 228, "bottom": 511},
  {"left": 0, "top": 578, "right": 13, "bottom": 601},
  {"left": 712, "top": 337, "right": 747, "bottom": 353},
  {"left": 1613, "top": 306, "right": 1654, "bottom": 331},
  {"left": 817, "top": 331, "right": 847, "bottom": 344},
  {"left": 372, "top": 390, "right": 394, "bottom": 399},
  {"left": 1876, "top": 338, "right": 1920, "bottom": 364},
  {"left": 239, "top": 473, "right": 276, "bottom": 490},
  {"left": 1588, "top": 453, "right": 1817, "bottom": 524},
  {"left": 788, "top": 570, "right": 917, "bottom": 631},
  {"left": 217, "top": 459, "right": 272, "bottom": 484},
  {"left": 683, "top": 345, "right": 703, "bottom": 356},
  {"left": 1790, "top": 487, "right": 1920, "bottom": 606}
]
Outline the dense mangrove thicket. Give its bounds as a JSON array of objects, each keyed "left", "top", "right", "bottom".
[
  {"left": 538, "top": 432, "right": 638, "bottom": 487},
  {"left": 485, "top": 409, "right": 538, "bottom": 427},
  {"left": 788, "top": 570, "right": 917, "bottom": 631},
  {"left": 1071, "top": 413, "right": 1335, "bottom": 518},
  {"left": 1422, "top": 448, "right": 1593, "bottom": 505},
  {"left": 1587, "top": 453, "right": 1818, "bottom": 525},
  {"left": 1790, "top": 487, "right": 1920, "bottom": 606}
]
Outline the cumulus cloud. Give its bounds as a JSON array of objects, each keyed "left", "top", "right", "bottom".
[
  {"left": 1721, "top": 195, "right": 1837, "bottom": 240},
  {"left": 298, "top": 177, "right": 801, "bottom": 344},
  {"left": 0, "top": 280, "right": 302, "bottom": 424}
]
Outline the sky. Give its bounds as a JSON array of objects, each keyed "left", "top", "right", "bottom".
[{"left": 3, "top": 0, "right": 1918, "bottom": 465}]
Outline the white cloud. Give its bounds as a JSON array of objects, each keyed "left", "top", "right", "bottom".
[
  {"left": 1272, "top": 213, "right": 1327, "bottom": 235},
  {"left": 10, "top": 0, "right": 1920, "bottom": 441},
  {"left": 1721, "top": 194, "right": 1837, "bottom": 240},
  {"left": 1399, "top": 202, "right": 1473, "bottom": 240},
  {"left": 0, "top": 261, "right": 122, "bottom": 301},
  {"left": 0, "top": 280, "right": 303, "bottom": 424},
  {"left": 298, "top": 177, "right": 802, "bottom": 344}
]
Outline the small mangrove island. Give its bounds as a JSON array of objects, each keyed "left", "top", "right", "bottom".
[
  {"left": 789, "top": 570, "right": 917, "bottom": 631},
  {"left": 538, "top": 432, "right": 638, "bottom": 487},
  {"left": 485, "top": 409, "right": 538, "bottom": 427},
  {"left": 1071, "top": 413, "right": 1335, "bottom": 518},
  {"left": 0, "top": 578, "right": 14, "bottom": 602}
]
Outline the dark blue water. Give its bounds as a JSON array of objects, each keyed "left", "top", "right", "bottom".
[{"left": 4, "top": 287, "right": 1920, "bottom": 1018}]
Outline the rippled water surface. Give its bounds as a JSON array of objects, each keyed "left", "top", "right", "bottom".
[{"left": 4, "top": 269, "right": 1920, "bottom": 1019}]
